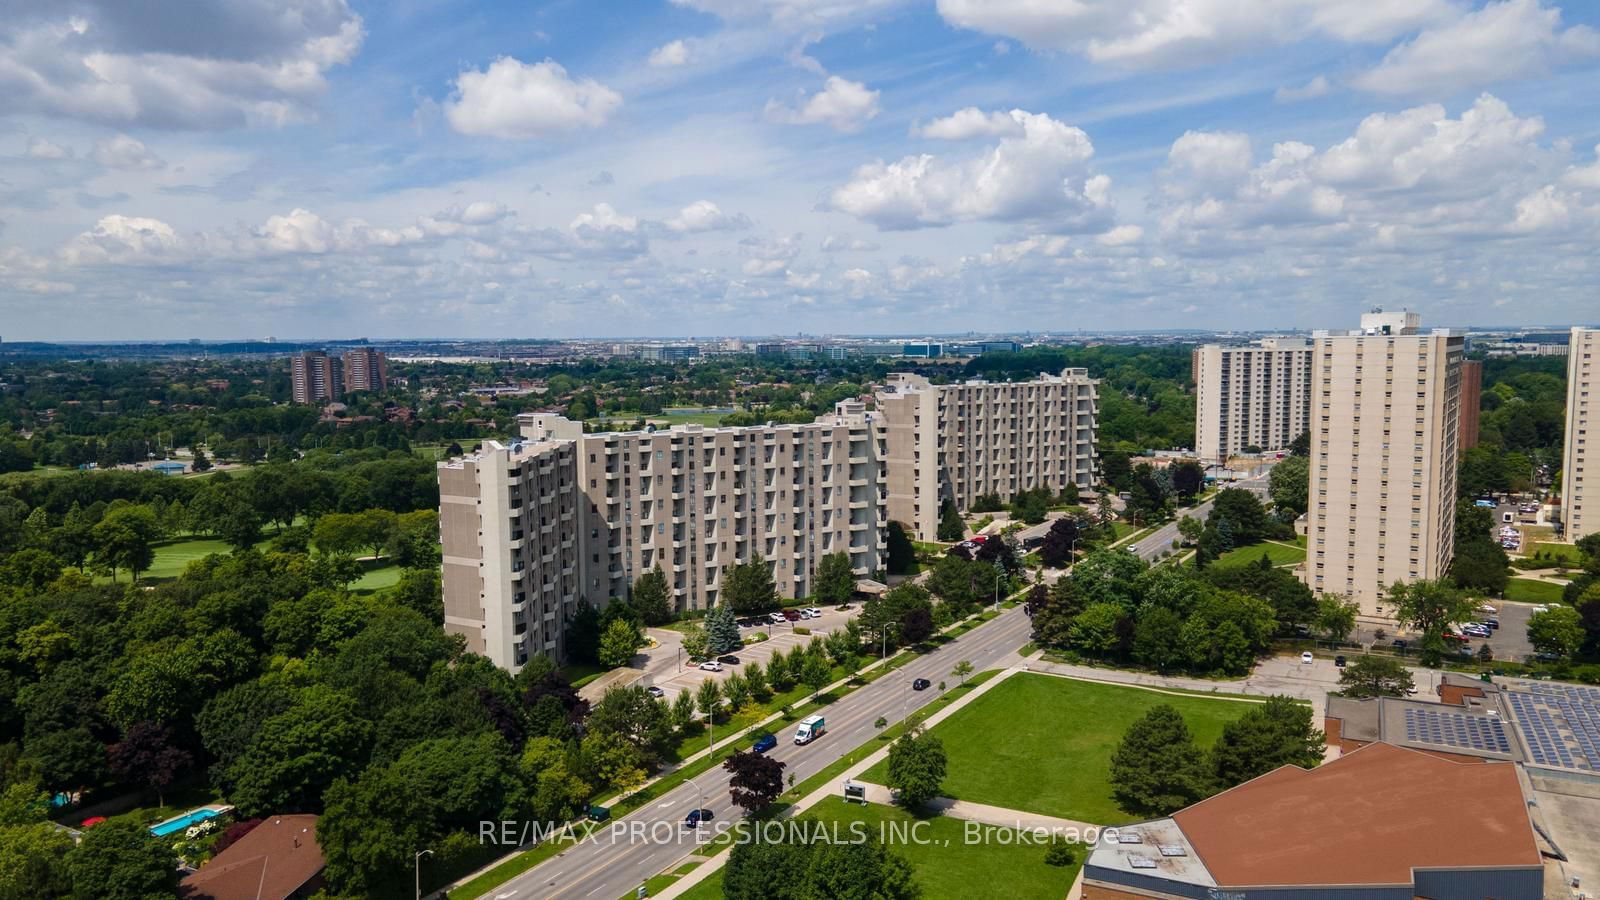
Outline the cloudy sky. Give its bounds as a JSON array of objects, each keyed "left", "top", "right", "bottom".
[{"left": 2, "top": 0, "right": 1599, "bottom": 340}]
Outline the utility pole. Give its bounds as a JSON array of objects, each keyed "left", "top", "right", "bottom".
[{"left": 414, "top": 848, "right": 432, "bottom": 900}]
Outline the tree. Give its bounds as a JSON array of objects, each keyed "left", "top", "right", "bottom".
[
  {"left": 723, "top": 821, "right": 917, "bottom": 900},
  {"left": 671, "top": 690, "right": 697, "bottom": 732},
  {"left": 1132, "top": 606, "right": 1187, "bottom": 673},
  {"left": 1288, "top": 431, "right": 1310, "bottom": 457},
  {"left": 631, "top": 566, "right": 674, "bottom": 626},
  {"left": 65, "top": 819, "right": 178, "bottom": 900},
  {"left": 1209, "top": 696, "right": 1325, "bottom": 788},
  {"left": 597, "top": 618, "right": 645, "bottom": 669},
  {"left": 1177, "top": 515, "right": 1203, "bottom": 546},
  {"left": 725, "top": 554, "right": 778, "bottom": 614},
  {"left": 1337, "top": 656, "right": 1415, "bottom": 698},
  {"left": 1070, "top": 602, "right": 1128, "bottom": 659},
  {"left": 564, "top": 600, "right": 604, "bottom": 665},
  {"left": 680, "top": 623, "right": 710, "bottom": 661},
  {"left": 91, "top": 504, "right": 159, "bottom": 582},
  {"left": 937, "top": 500, "right": 965, "bottom": 542},
  {"left": 696, "top": 678, "right": 723, "bottom": 721},
  {"left": 587, "top": 685, "right": 674, "bottom": 762},
  {"left": 723, "top": 750, "right": 786, "bottom": 814},
  {"left": 814, "top": 551, "right": 856, "bottom": 607},
  {"left": 108, "top": 722, "right": 191, "bottom": 807},
  {"left": 705, "top": 603, "right": 742, "bottom": 654},
  {"left": 1388, "top": 579, "right": 1472, "bottom": 664},
  {"left": 229, "top": 685, "right": 374, "bottom": 816},
  {"left": 885, "top": 521, "right": 916, "bottom": 575},
  {"left": 1268, "top": 455, "right": 1310, "bottom": 518},
  {"left": 886, "top": 726, "right": 947, "bottom": 809},
  {"left": 724, "top": 672, "right": 751, "bottom": 711},
  {"left": 1109, "top": 705, "right": 1209, "bottom": 817},
  {"left": 1038, "top": 516, "right": 1082, "bottom": 567},
  {"left": 1010, "top": 487, "right": 1049, "bottom": 525},
  {"left": 951, "top": 660, "right": 973, "bottom": 685},
  {"left": 1170, "top": 459, "right": 1205, "bottom": 503},
  {"left": 1528, "top": 606, "right": 1584, "bottom": 659},
  {"left": 580, "top": 729, "right": 646, "bottom": 796},
  {"left": 1314, "top": 594, "right": 1358, "bottom": 643},
  {"left": 0, "top": 819, "right": 74, "bottom": 898},
  {"left": 927, "top": 554, "right": 984, "bottom": 615},
  {"left": 800, "top": 652, "right": 832, "bottom": 699}
]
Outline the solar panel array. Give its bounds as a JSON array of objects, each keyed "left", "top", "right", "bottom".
[
  {"left": 1505, "top": 683, "right": 1600, "bottom": 771},
  {"left": 1401, "top": 707, "right": 1511, "bottom": 753}
]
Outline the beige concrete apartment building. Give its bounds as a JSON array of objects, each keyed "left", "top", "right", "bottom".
[
  {"left": 1304, "top": 310, "right": 1464, "bottom": 620},
  {"left": 341, "top": 347, "right": 388, "bottom": 393},
  {"left": 1561, "top": 327, "right": 1597, "bottom": 541},
  {"left": 876, "top": 369, "right": 1099, "bottom": 542},
  {"left": 438, "top": 437, "right": 581, "bottom": 668},
  {"left": 441, "top": 402, "right": 887, "bottom": 670},
  {"left": 1192, "top": 339, "right": 1313, "bottom": 465}
]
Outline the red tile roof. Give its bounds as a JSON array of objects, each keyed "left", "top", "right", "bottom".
[{"left": 1173, "top": 742, "right": 1540, "bottom": 887}]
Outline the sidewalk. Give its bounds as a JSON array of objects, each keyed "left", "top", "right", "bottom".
[
  {"left": 850, "top": 783, "right": 1100, "bottom": 835},
  {"left": 657, "top": 666, "right": 1024, "bottom": 900}
]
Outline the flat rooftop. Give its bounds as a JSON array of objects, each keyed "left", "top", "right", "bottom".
[{"left": 1173, "top": 742, "right": 1539, "bottom": 888}]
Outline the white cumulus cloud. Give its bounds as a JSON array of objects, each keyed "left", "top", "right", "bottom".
[
  {"left": 25, "top": 136, "right": 71, "bottom": 159},
  {"left": 914, "top": 107, "right": 1026, "bottom": 140},
  {"left": 91, "top": 134, "right": 164, "bottom": 170},
  {"left": 664, "top": 200, "right": 752, "bottom": 233},
  {"left": 649, "top": 40, "right": 691, "bottom": 66},
  {"left": 765, "top": 76, "right": 880, "bottom": 132},
  {"left": 445, "top": 57, "right": 622, "bottom": 140}
]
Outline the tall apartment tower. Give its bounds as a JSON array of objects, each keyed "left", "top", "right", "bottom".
[
  {"left": 1304, "top": 310, "right": 1463, "bottom": 619},
  {"left": 440, "top": 402, "right": 887, "bottom": 670},
  {"left": 876, "top": 369, "right": 1099, "bottom": 542},
  {"left": 1193, "top": 339, "right": 1314, "bottom": 465},
  {"left": 290, "top": 351, "right": 342, "bottom": 404},
  {"left": 438, "top": 438, "right": 580, "bottom": 668},
  {"left": 1457, "top": 360, "right": 1483, "bottom": 450},
  {"left": 1561, "top": 328, "right": 1597, "bottom": 541},
  {"left": 342, "top": 348, "right": 388, "bottom": 393}
]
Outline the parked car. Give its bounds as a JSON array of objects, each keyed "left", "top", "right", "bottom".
[
  {"left": 970, "top": 535, "right": 989, "bottom": 544},
  {"left": 782, "top": 610, "right": 801, "bottom": 621},
  {"left": 769, "top": 612, "right": 788, "bottom": 624},
  {"left": 1392, "top": 638, "right": 1409, "bottom": 649},
  {"left": 912, "top": 678, "right": 931, "bottom": 690},
  {"left": 1300, "top": 651, "right": 1314, "bottom": 665},
  {"left": 684, "top": 808, "right": 714, "bottom": 828},
  {"left": 1485, "top": 618, "right": 1500, "bottom": 630},
  {"left": 1334, "top": 655, "right": 1347, "bottom": 668},
  {"left": 1477, "top": 602, "right": 1497, "bottom": 614},
  {"left": 698, "top": 661, "right": 723, "bottom": 672},
  {"left": 752, "top": 733, "right": 777, "bottom": 754},
  {"left": 647, "top": 686, "right": 665, "bottom": 698},
  {"left": 803, "top": 607, "right": 822, "bottom": 618},
  {"left": 1021, "top": 536, "right": 1044, "bottom": 550},
  {"left": 717, "top": 654, "right": 741, "bottom": 665}
]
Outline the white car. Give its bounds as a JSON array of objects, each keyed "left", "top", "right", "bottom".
[
  {"left": 698, "top": 661, "right": 722, "bottom": 672},
  {"left": 803, "top": 607, "right": 822, "bottom": 618},
  {"left": 1300, "top": 651, "right": 1314, "bottom": 665},
  {"left": 769, "top": 612, "right": 787, "bottom": 624},
  {"left": 1477, "top": 603, "right": 1497, "bottom": 614}
]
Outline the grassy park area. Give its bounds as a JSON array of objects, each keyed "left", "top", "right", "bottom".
[
  {"left": 1505, "top": 578, "right": 1566, "bottom": 605},
  {"left": 860, "top": 673, "right": 1254, "bottom": 824},
  {"left": 1210, "top": 539, "right": 1307, "bottom": 570},
  {"left": 98, "top": 532, "right": 405, "bottom": 593},
  {"left": 1527, "top": 542, "right": 1585, "bottom": 566}
]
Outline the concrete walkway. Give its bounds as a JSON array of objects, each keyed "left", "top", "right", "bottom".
[{"left": 849, "top": 782, "right": 1101, "bottom": 836}]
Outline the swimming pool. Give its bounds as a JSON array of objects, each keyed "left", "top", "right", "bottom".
[{"left": 149, "top": 806, "right": 229, "bottom": 837}]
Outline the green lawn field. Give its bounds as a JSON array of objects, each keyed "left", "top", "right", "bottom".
[
  {"left": 98, "top": 533, "right": 404, "bottom": 594},
  {"left": 861, "top": 673, "right": 1255, "bottom": 824},
  {"left": 1505, "top": 578, "right": 1565, "bottom": 605},
  {"left": 674, "top": 797, "right": 1080, "bottom": 900},
  {"left": 1210, "top": 540, "right": 1307, "bottom": 570},
  {"left": 1528, "top": 542, "right": 1585, "bottom": 566}
]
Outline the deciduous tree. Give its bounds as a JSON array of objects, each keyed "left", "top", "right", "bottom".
[{"left": 1109, "top": 705, "right": 1209, "bottom": 817}]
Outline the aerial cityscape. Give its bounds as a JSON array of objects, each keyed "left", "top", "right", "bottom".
[{"left": 2, "top": 2, "right": 1599, "bottom": 900}]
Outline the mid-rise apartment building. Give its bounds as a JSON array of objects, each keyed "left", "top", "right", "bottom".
[
  {"left": 441, "top": 402, "right": 888, "bottom": 670},
  {"left": 290, "top": 351, "right": 342, "bottom": 404},
  {"left": 876, "top": 370, "right": 1099, "bottom": 542},
  {"left": 1193, "top": 338, "right": 1313, "bottom": 464},
  {"left": 342, "top": 347, "right": 388, "bottom": 393},
  {"left": 1304, "top": 310, "right": 1463, "bottom": 619},
  {"left": 1561, "top": 327, "right": 1597, "bottom": 541}
]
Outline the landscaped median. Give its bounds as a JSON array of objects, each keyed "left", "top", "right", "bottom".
[{"left": 446, "top": 605, "right": 1021, "bottom": 899}]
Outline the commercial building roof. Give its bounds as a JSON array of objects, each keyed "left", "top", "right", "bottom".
[{"left": 1172, "top": 742, "right": 1539, "bottom": 888}]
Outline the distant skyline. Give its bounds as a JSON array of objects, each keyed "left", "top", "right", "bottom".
[{"left": 3, "top": 1, "right": 1600, "bottom": 341}]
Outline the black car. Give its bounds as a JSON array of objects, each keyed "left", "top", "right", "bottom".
[
  {"left": 684, "top": 808, "right": 713, "bottom": 827},
  {"left": 911, "top": 678, "right": 931, "bottom": 691},
  {"left": 1485, "top": 618, "right": 1500, "bottom": 630},
  {"left": 1334, "top": 655, "right": 1347, "bottom": 668},
  {"left": 717, "top": 654, "right": 741, "bottom": 665}
]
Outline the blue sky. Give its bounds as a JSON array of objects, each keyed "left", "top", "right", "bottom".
[{"left": 2, "top": 0, "right": 1598, "bottom": 340}]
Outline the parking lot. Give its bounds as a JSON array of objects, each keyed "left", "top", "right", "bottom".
[
  {"left": 1350, "top": 597, "right": 1538, "bottom": 663},
  {"left": 639, "top": 605, "right": 862, "bottom": 701}
]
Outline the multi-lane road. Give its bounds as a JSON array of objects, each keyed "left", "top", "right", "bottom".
[{"left": 491, "top": 605, "right": 1034, "bottom": 900}]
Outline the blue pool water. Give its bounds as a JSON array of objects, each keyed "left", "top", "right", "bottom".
[{"left": 150, "top": 808, "right": 223, "bottom": 837}]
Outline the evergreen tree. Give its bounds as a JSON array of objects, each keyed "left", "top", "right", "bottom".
[
  {"left": 936, "top": 500, "right": 965, "bottom": 542},
  {"left": 885, "top": 521, "right": 916, "bottom": 575},
  {"left": 814, "top": 551, "right": 856, "bottom": 607},
  {"left": 631, "top": 566, "right": 674, "bottom": 626},
  {"left": 725, "top": 554, "right": 778, "bottom": 614},
  {"left": 706, "top": 603, "right": 742, "bottom": 654},
  {"left": 1209, "top": 696, "right": 1325, "bottom": 788},
  {"left": 1109, "top": 705, "right": 1210, "bottom": 816}
]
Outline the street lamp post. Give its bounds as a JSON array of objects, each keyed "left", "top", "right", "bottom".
[
  {"left": 993, "top": 574, "right": 1003, "bottom": 612},
  {"left": 414, "top": 848, "right": 432, "bottom": 900},
  {"left": 880, "top": 621, "right": 899, "bottom": 659}
]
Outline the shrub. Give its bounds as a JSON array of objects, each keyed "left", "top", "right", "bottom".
[
  {"left": 794, "top": 627, "right": 811, "bottom": 636},
  {"left": 1044, "top": 837, "right": 1078, "bottom": 867}
]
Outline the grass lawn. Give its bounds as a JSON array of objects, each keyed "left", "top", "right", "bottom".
[
  {"left": 1108, "top": 521, "right": 1138, "bottom": 541},
  {"left": 1210, "top": 540, "right": 1307, "bottom": 570},
  {"left": 1529, "top": 542, "right": 1585, "bottom": 566},
  {"left": 349, "top": 560, "right": 403, "bottom": 594},
  {"left": 1505, "top": 578, "right": 1566, "bottom": 605},
  {"left": 800, "top": 797, "right": 1083, "bottom": 900},
  {"left": 860, "top": 673, "right": 1253, "bottom": 825}
]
